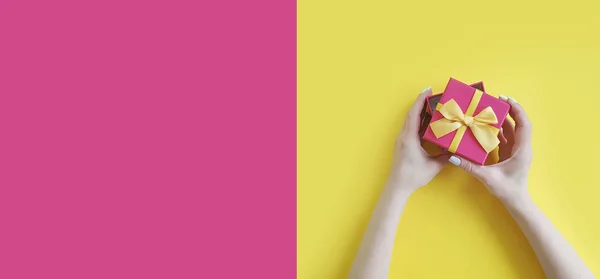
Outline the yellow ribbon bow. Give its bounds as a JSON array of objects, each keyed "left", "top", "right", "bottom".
[{"left": 429, "top": 94, "right": 500, "bottom": 153}]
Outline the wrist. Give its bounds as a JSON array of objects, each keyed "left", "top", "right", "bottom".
[
  {"left": 387, "top": 164, "right": 421, "bottom": 190},
  {"left": 500, "top": 191, "right": 534, "bottom": 212},
  {"left": 384, "top": 177, "right": 416, "bottom": 198}
]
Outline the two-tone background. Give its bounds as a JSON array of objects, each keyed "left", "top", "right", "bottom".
[{"left": 2, "top": 0, "right": 599, "bottom": 278}]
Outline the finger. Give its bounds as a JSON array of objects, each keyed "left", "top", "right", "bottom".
[
  {"left": 498, "top": 128, "right": 508, "bottom": 144},
  {"left": 501, "top": 117, "right": 515, "bottom": 143},
  {"left": 406, "top": 86, "right": 433, "bottom": 134},
  {"left": 498, "top": 142, "right": 512, "bottom": 162},
  {"left": 507, "top": 97, "right": 532, "bottom": 148},
  {"left": 499, "top": 94, "right": 516, "bottom": 143},
  {"left": 449, "top": 155, "right": 484, "bottom": 177},
  {"left": 498, "top": 121, "right": 514, "bottom": 161}
]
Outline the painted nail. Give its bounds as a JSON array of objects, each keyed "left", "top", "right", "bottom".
[
  {"left": 499, "top": 94, "right": 508, "bottom": 101},
  {"left": 508, "top": 96, "right": 518, "bottom": 103},
  {"left": 449, "top": 156, "right": 461, "bottom": 166},
  {"left": 420, "top": 86, "right": 432, "bottom": 94}
]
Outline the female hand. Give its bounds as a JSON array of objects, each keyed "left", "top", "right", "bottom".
[
  {"left": 449, "top": 96, "right": 533, "bottom": 204},
  {"left": 388, "top": 87, "right": 449, "bottom": 193}
]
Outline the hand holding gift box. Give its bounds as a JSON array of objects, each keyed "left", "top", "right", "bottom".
[{"left": 422, "top": 78, "right": 509, "bottom": 165}]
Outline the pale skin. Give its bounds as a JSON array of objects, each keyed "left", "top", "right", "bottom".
[{"left": 348, "top": 88, "right": 595, "bottom": 279}]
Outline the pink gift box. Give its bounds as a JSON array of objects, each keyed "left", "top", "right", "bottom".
[{"left": 423, "top": 78, "right": 510, "bottom": 165}]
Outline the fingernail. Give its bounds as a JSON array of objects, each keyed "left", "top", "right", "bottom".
[
  {"left": 508, "top": 96, "right": 518, "bottom": 103},
  {"left": 499, "top": 94, "right": 508, "bottom": 101},
  {"left": 420, "top": 86, "right": 432, "bottom": 94},
  {"left": 449, "top": 156, "right": 461, "bottom": 166}
]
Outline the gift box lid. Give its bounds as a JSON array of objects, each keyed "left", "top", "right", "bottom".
[{"left": 425, "top": 82, "right": 485, "bottom": 115}]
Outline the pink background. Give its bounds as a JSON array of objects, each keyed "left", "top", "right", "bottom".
[
  {"left": 0, "top": 0, "right": 295, "bottom": 278},
  {"left": 423, "top": 78, "right": 509, "bottom": 164}
]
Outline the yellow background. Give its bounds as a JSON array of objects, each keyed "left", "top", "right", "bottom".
[{"left": 298, "top": 0, "right": 600, "bottom": 278}]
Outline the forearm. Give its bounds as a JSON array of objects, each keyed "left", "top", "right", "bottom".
[
  {"left": 348, "top": 179, "right": 412, "bottom": 279},
  {"left": 503, "top": 192, "right": 594, "bottom": 279}
]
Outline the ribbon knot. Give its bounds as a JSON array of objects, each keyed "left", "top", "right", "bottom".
[
  {"left": 429, "top": 98, "right": 500, "bottom": 153},
  {"left": 463, "top": 115, "right": 474, "bottom": 127}
]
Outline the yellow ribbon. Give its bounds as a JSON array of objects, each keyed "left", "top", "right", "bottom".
[{"left": 429, "top": 90, "right": 500, "bottom": 153}]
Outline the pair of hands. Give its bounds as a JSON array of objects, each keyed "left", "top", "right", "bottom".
[{"left": 389, "top": 87, "right": 533, "bottom": 204}]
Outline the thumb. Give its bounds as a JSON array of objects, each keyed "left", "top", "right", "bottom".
[{"left": 449, "top": 155, "right": 483, "bottom": 176}]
